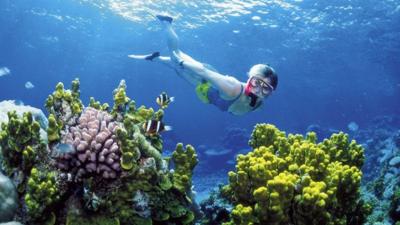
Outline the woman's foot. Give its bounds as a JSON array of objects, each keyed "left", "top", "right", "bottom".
[
  {"left": 145, "top": 52, "right": 160, "bottom": 61},
  {"left": 156, "top": 15, "right": 173, "bottom": 23}
]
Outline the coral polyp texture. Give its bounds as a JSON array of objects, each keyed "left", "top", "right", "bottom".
[
  {"left": 221, "top": 124, "right": 370, "bottom": 225},
  {"left": 55, "top": 107, "right": 121, "bottom": 180},
  {"left": 0, "top": 79, "right": 198, "bottom": 225}
]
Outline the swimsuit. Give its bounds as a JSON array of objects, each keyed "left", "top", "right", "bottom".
[{"left": 196, "top": 82, "right": 260, "bottom": 112}]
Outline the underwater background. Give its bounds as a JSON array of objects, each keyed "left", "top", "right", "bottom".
[{"left": 0, "top": 0, "right": 400, "bottom": 224}]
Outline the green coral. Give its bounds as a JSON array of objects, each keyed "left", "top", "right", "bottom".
[
  {"left": 89, "top": 97, "right": 110, "bottom": 111},
  {"left": 24, "top": 167, "right": 60, "bottom": 219},
  {"left": 131, "top": 106, "right": 165, "bottom": 151},
  {"left": 104, "top": 144, "right": 197, "bottom": 225},
  {"left": 66, "top": 211, "right": 120, "bottom": 225},
  {"left": 45, "top": 79, "right": 83, "bottom": 124},
  {"left": 172, "top": 143, "right": 198, "bottom": 194},
  {"left": 116, "top": 115, "right": 163, "bottom": 170},
  {"left": 106, "top": 173, "right": 195, "bottom": 225},
  {"left": 111, "top": 80, "right": 131, "bottom": 119},
  {"left": 47, "top": 113, "right": 62, "bottom": 143},
  {"left": 130, "top": 106, "right": 154, "bottom": 123},
  {"left": 0, "top": 111, "right": 45, "bottom": 176},
  {"left": 222, "top": 124, "right": 369, "bottom": 225}
]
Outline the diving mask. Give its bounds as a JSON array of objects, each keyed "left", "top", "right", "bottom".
[{"left": 249, "top": 76, "right": 274, "bottom": 96}]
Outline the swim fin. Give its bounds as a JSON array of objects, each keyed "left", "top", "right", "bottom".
[
  {"left": 128, "top": 52, "right": 160, "bottom": 61},
  {"left": 156, "top": 15, "right": 173, "bottom": 23},
  {"left": 145, "top": 52, "right": 160, "bottom": 61}
]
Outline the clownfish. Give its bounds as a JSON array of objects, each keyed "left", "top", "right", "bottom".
[
  {"left": 156, "top": 92, "right": 174, "bottom": 109},
  {"left": 143, "top": 119, "right": 172, "bottom": 135}
]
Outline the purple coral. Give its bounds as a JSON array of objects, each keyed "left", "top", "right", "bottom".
[{"left": 53, "top": 107, "right": 121, "bottom": 180}]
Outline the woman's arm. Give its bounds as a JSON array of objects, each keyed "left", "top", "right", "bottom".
[{"left": 179, "top": 59, "right": 242, "bottom": 99}]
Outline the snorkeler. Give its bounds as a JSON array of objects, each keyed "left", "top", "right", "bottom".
[{"left": 128, "top": 15, "right": 278, "bottom": 115}]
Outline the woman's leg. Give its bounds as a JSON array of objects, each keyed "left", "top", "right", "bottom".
[
  {"left": 127, "top": 52, "right": 198, "bottom": 85},
  {"left": 158, "top": 16, "right": 203, "bottom": 68},
  {"left": 128, "top": 53, "right": 173, "bottom": 68},
  {"left": 163, "top": 24, "right": 179, "bottom": 56},
  {"left": 158, "top": 16, "right": 206, "bottom": 85},
  {"left": 157, "top": 16, "right": 179, "bottom": 55}
]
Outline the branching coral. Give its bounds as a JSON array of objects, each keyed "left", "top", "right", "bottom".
[
  {"left": 222, "top": 124, "right": 369, "bottom": 225},
  {"left": 89, "top": 97, "right": 109, "bottom": 111},
  {"left": 111, "top": 80, "right": 130, "bottom": 121},
  {"left": 53, "top": 107, "right": 122, "bottom": 180},
  {"left": 0, "top": 111, "right": 46, "bottom": 176},
  {"left": 47, "top": 113, "right": 62, "bottom": 143},
  {"left": 172, "top": 143, "right": 198, "bottom": 194},
  {"left": 45, "top": 79, "right": 83, "bottom": 126},
  {"left": 24, "top": 168, "right": 59, "bottom": 219}
]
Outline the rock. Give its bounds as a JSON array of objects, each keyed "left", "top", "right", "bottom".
[
  {"left": 0, "top": 100, "right": 48, "bottom": 130},
  {"left": 0, "top": 172, "right": 18, "bottom": 222},
  {"left": 389, "top": 156, "right": 400, "bottom": 167}
]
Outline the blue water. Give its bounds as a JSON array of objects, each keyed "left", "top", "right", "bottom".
[{"left": 1, "top": 0, "right": 399, "bottom": 196}]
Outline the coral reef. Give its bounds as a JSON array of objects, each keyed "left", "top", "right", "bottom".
[
  {"left": 104, "top": 142, "right": 198, "bottom": 225},
  {"left": 355, "top": 115, "right": 400, "bottom": 182},
  {"left": 0, "top": 79, "right": 198, "bottom": 225},
  {"left": 356, "top": 116, "right": 400, "bottom": 225},
  {"left": 389, "top": 187, "right": 400, "bottom": 223},
  {"left": 221, "top": 124, "right": 369, "bottom": 225},
  {"left": 199, "top": 185, "right": 231, "bottom": 225},
  {"left": 3, "top": 78, "right": 392, "bottom": 225}
]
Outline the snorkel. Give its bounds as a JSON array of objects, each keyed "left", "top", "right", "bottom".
[{"left": 245, "top": 84, "right": 259, "bottom": 107}]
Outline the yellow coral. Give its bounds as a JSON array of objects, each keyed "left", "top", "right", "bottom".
[{"left": 223, "top": 124, "right": 367, "bottom": 225}]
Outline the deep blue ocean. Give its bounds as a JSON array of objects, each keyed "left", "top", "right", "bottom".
[{"left": 1, "top": 0, "right": 400, "bottom": 202}]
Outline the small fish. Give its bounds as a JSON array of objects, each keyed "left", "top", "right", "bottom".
[
  {"left": 51, "top": 143, "right": 75, "bottom": 158},
  {"left": 156, "top": 92, "right": 174, "bottom": 109},
  {"left": 204, "top": 148, "right": 232, "bottom": 156},
  {"left": 0, "top": 67, "right": 11, "bottom": 77},
  {"left": 347, "top": 121, "right": 359, "bottom": 132},
  {"left": 25, "top": 81, "right": 35, "bottom": 89},
  {"left": 143, "top": 119, "right": 172, "bottom": 135}
]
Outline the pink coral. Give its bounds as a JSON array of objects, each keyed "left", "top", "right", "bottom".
[{"left": 53, "top": 107, "right": 121, "bottom": 180}]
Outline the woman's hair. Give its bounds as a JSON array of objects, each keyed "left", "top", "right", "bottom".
[{"left": 248, "top": 64, "right": 278, "bottom": 90}]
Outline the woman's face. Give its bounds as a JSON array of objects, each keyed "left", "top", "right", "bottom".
[{"left": 247, "top": 76, "right": 274, "bottom": 98}]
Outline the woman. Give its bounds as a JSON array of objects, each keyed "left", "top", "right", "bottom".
[{"left": 129, "top": 15, "right": 278, "bottom": 115}]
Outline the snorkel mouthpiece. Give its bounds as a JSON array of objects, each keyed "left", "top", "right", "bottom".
[{"left": 245, "top": 80, "right": 259, "bottom": 107}]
